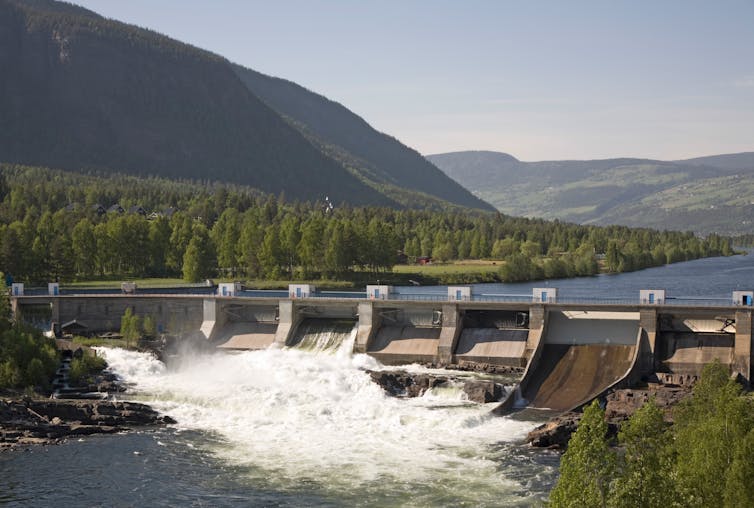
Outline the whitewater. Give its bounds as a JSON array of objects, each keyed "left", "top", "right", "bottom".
[{"left": 95, "top": 334, "right": 558, "bottom": 506}]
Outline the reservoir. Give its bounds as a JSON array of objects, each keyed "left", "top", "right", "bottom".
[{"left": 2, "top": 252, "right": 752, "bottom": 507}]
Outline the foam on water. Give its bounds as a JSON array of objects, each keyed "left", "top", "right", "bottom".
[{"left": 98, "top": 343, "right": 548, "bottom": 505}]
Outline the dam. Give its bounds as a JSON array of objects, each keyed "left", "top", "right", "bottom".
[{"left": 10, "top": 283, "right": 754, "bottom": 413}]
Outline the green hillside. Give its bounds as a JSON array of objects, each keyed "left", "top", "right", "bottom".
[
  {"left": 428, "top": 150, "right": 754, "bottom": 234},
  {"left": 0, "top": 0, "right": 491, "bottom": 210}
]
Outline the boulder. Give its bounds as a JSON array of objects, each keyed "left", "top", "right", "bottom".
[
  {"left": 462, "top": 380, "right": 505, "bottom": 403},
  {"left": 368, "top": 370, "right": 450, "bottom": 398},
  {"left": 526, "top": 412, "right": 581, "bottom": 449}
]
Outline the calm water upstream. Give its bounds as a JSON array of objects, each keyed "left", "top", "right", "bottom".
[{"left": 1, "top": 252, "right": 752, "bottom": 507}]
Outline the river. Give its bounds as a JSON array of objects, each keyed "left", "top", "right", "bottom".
[{"left": 1, "top": 252, "right": 752, "bottom": 507}]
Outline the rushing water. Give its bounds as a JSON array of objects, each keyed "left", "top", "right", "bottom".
[
  {"left": 0, "top": 341, "right": 558, "bottom": 507},
  {"left": 3, "top": 252, "right": 754, "bottom": 507}
]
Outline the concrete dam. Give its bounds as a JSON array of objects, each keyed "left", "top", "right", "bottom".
[{"left": 11, "top": 284, "right": 754, "bottom": 413}]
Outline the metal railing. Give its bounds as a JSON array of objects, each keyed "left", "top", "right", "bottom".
[{"left": 10, "top": 286, "right": 747, "bottom": 308}]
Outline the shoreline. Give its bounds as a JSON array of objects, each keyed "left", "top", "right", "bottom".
[{"left": 0, "top": 396, "right": 175, "bottom": 450}]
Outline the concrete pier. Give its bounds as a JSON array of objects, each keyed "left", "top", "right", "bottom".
[
  {"left": 734, "top": 309, "right": 752, "bottom": 382},
  {"left": 436, "top": 304, "right": 461, "bottom": 364}
]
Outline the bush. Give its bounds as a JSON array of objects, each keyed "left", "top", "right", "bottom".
[
  {"left": 0, "top": 323, "right": 59, "bottom": 390},
  {"left": 69, "top": 353, "right": 107, "bottom": 385}
]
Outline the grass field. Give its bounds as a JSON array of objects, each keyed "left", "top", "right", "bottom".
[
  {"left": 392, "top": 261, "right": 500, "bottom": 275},
  {"left": 65, "top": 262, "right": 504, "bottom": 290},
  {"left": 391, "top": 261, "right": 502, "bottom": 284},
  {"left": 66, "top": 278, "right": 189, "bottom": 288}
]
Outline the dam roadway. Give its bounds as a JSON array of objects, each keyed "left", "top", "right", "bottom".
[{"left": 11, "top": 285, "right": 754, "bottom": 413}]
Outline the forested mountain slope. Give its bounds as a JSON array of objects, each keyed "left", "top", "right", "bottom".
[
  {"left": 0, "top": 0, "right": 491, "bottom": 210},
  {"left": 232, "top": 65, "right": 493, "bottom": 211},
  {"left": 428, "top": 150, "right": 754, "bottom": 234}
]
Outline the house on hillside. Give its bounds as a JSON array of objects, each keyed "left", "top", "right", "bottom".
[
  {"left": 417, "top": 256, "right": 432, "bottom": 265},
  {"left": 148, "top": 207, "right": 177, "bottom": 220},
  {"left": 91, "top": 204, "right": 106, "bottom": 216},
  {"left": 128, "top": 205, "right": 147, "bottom": 216},
  {"left": 107, "top": 203, "right": 125, "bottom": 214}
]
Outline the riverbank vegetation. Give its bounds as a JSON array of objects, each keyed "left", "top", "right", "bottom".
[
  {"left": 0, "top": 164, "right": 735, "bottom": 286},
  {"left": 550, "top": 362, "right": 754, "bottom": 507},
  {"left": 0, "top": 276, "right": 59, "bottom": 391}
]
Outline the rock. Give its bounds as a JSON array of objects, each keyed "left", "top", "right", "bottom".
[
  {"left": 1, "top": 398, "right": 175, "bottom": 450},
  {"left": 526, "top": 412, "right": 582, "bottom": 449},
  {"left": 605, "top": 385, "right": 690, "bottom": 423},
  {"left": 527, "top": 384, "right": 693, "bottom": 450},
  {"left": 463, "top": 380, "right": 505, "bottom": 403},
  {"left": 368, "top": 370, "right": 450, "bottom": 398}
]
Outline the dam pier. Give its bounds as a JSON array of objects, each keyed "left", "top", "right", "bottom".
[{"left": 10, "top": 283, "right": 754, "bottom": 413}]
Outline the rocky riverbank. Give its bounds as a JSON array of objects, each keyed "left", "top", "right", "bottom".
[
  {"left": 0, "top": 397, "right": 175, "bottom": 450},
  {"left": 1, "top": 347, "right": 175, "bottom": 451},
  {"left": 526, "top": 383, "right": 692, "bottom": 449}
]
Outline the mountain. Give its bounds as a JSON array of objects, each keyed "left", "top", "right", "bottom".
[
  {"left": 232, "top": 65, "right": 493, "bottom": 211},
  {"left": 428, "top": 150, "right": 754, "bottom": 235},
  {"left": 677, "top": 152, "right": 754, "bottom": 171},
  {"left": 0, "top": 0, "right": 491, "bottom": 210}
]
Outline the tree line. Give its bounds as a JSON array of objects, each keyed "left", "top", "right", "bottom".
[
  {"left": 0, "top": 164, "right": 735, "bottom": 284},
  {"left": 550, "top": 361, "right": 754, "bottom": 507}
]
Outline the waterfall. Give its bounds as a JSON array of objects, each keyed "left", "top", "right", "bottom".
[
  {"left": 97, "top": 335, "right": 548, "bottom": 505},
  {"left": 286, "top": 318, "right": 356, "bottom": 353}
]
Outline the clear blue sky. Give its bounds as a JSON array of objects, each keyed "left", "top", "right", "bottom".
[{"left": 72, "top": 0, "right": 754, "bottom": 161}]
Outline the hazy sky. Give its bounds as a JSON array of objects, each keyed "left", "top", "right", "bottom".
[{"left": 72, "top": 0, "right": 754, "bottom": 161}]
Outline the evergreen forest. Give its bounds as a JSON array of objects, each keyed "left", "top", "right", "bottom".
[{"left": 0, "top": 164, "right": 735, "bottom": 286}]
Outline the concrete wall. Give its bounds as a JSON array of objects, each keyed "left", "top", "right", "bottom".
[
  {"left": 12, "top": 295, "right": 753, "bottom": 387},
  {"left": 48, "top": 296, "right": 203, "bottom": 335}
]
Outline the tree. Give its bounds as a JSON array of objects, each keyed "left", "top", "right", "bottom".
[
  {"left": 148, "top": 217, "right": 172, "bottom": 276},
  {"left": 609, "top": 399, "right": 675, "bottom": 507},
  {"left": 258, "top": 223, "right": 283, "bottom": 279},
  {"left": 237, "top": 210, "right": 264, "bottom": 278},
  {"left": 324, "top": 221, "right": 350, "bottom": 276},
  {"left": 279, "top": 214, "right": 301, "bottom": 277},
  {"left": 549, "top": 400, "right": 615, "bottom": 508},
  {"left": 119, "top": 308, "right": 141, "bottom": 348},
  {"left": 142, "top": 315, "right": 157, "bottom": 338},
  {"left": 211, "top": 208, "right": 241, "bottom": 276},
  {"left": 724, "top": 428, "right": 754, "bottom": 508},
  {"left": 167, "top": 213, "right": 193, "bottom": 273},
  {"left": 499, "top": 253, "right": 540, "bottom": 282},
  {"left": 673, "top": 361, "right": 754, "bottom": 507},
  {"left": 297, "top": 215, "right": 325, "bottom": 277},
  {"left": 71, "top": 219, "right": 97, "bottom": 278},
  {"left": 606, "top": 240, "right": 621, "bottom": 272},
  {"left": 182, "top": 224, "right": 215, "bottom": 282}
]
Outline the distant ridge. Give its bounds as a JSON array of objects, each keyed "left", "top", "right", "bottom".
[
  {"left": 428, "top": 150, "right": 754, "bottom": 235},
  {"left": 232, "top": 66, "right": 494, "bottom": 211},
  {"left": 0, "top": 0, "right": 492, "bottom": 210}
]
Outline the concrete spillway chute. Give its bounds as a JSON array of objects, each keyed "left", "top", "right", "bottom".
[{"left": 496, "top": 310, "right": 642, "bottom": 414}]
